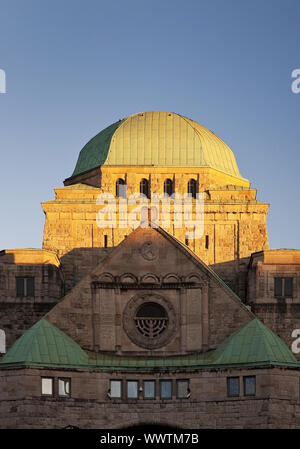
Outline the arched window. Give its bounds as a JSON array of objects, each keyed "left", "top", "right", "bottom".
[
  {"left": 116, "top": 178, "right": 126, "bottom": 198},
  {"left": 164, "top": 178, "right": 173, "bottom": 196},
  {"left": 187, "top": 179, "right": 197, "bottom": 198},
  {"left": 140, "top": 178, "right": 150, "bottom": 198}
]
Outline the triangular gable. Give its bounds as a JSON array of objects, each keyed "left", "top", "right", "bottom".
[{"left": 44, "top": 225, "right": 255, "bottom": 354}]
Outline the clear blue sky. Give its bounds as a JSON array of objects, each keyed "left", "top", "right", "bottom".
[{"left": 0, "top": 0, "right": 299, "bottom": 250}]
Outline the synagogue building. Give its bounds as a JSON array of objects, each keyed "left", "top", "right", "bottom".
[{"left": 1, "top": 111, "right": 300, "bottom": 429}]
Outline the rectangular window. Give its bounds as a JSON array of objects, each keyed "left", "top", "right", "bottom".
[
  {"left": 243, "top": 376, "right": 256, "bottom": 396},
  {"left": 227, "top": 377, "right": 240, "bottom": 397},
  {"left": 284, "top": 278, "right": 293, "bottom": 297},
  {"left": 26, "top": 278, "right": 35, "bottom": 296},
  {"left": 274, "top": 277, "right": 294, "bottom": 298},
  {"left": 104, "top": 235, "right": 108, "bottom": 248},
  {"left": 205, "top": 235, "right": 209, "bottom": 249},
  {"left": 127, "top": 380, "right": 138, "bottom": 399},
  {"left": 16, "top": 277, "right": 35, "bottom": 297},
  {"left": 160, "top": 380, "right": 172, "bottom": 399},
  {"left": 274, "top": 277, "right": 282, "bottom": 297},
  {"left": 177, "top": 380, "right": 190, "bottom": 399},
  {"left": 110, "top": 380, "right": 122, "bottom": 398},
  {"left": 143, "top": 380, "right": 155, "bottom": 399},
  {"left": 42, "top": 377, "right": 53, "bottom": 396},
  {"left": 16, "top": 278, "right": 24, "bottom": 296},
  {"left": 58, "top": 378, "right": 71, "bottom": 397},
  {"left": 185, "top": 236, "right": 189, "bottom": 247}
]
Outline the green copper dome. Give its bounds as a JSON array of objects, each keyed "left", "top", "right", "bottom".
[{"left": 71, "top": 111, "right": 245, "bottom": 180}]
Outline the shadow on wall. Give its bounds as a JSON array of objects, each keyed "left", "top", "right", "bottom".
[
  {"left": 60, "top": 247, "right": 114, "bottom": 293},
  {"left": 210, "top": 256, "right": 251, "bottom": 302}
]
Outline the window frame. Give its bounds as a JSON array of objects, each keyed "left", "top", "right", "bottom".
[
  {"left": 187, "top": 179, "right": 197, "bottom": 199},
  {"left": 16, "top": 277, "right": 35, "bottom": 297},
  {"left": 41, "top": 377, "right": 54, "bottom": 397},
  {"left": 116, "top": 178, "right": 126, "bottom": 198},
  {"left": 160, "top": 379, "right": 172, "bottom": 400},
  {"left": 143, "top": 380, "right": 156, "bottom": 399},
  {"left": 58, "top": 377, "right": 71, "bottom": 398},
  {"left": 205, "top": 235, "right": 209, "bottom": 249},
  {"left": 274, "top": 277, "right": 294, "bottom": 298},
  {"left": 140, "top": 178, "right": 150, "bottom": 199},
  {"left": 284, "top": 277, "right": 293, "bottom": 297},
  {"left": 163, "top": 178, "right": 173, "bottom": 197},
  {"left": 109, "top": 380, "right": 122, "bottom": 399},
  {"left": 227, "top": 377, "right": 240, "bottom": 397},
  {"left": 243, "top": 376, "right": 256, "bottom": 397},
  {"left": 126, "top": 380, "right": 139, "bottom": 399},
  {"left": 176, "top": 379, "right": 190, "bottom": 399}
]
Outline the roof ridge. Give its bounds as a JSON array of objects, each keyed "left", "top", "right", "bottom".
[{"left": 154, "top": 224, "right": 255, "bottom": 317}]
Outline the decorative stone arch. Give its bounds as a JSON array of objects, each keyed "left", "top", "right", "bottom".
[
  {"left": 163, "top": 273, "right": 180, "bottom": 283},
  {"left": 0, "top": 329, "right": 6, "bottom": 354},
  {"left": 98, "top": 272, "right": 115, "bottom": 283},
  {"left": 186, "top": 273, "right": 202, "bottom": 283},
  {"left": 120, "top": 273, "right": 138, "bottom": 284},
  {"left": 140, "top": 273, "right": 160, "bottom": 284}
]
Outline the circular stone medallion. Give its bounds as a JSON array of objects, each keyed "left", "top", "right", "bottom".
[
  {"left": 123, "top": 294, "right": 177, "bottom": 349},
  {"left": 139, "top": 241, "right": 158, "bottom": 261}
]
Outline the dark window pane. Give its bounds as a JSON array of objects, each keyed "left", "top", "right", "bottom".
[
  {"left": 284, "top": 278, "right": 293, "bottom": 297},
  {"left": 144, "top": 381, "right": 155, "bottom": 399},
  {"left": 136, "top": 302, "right": 167, "bottom": 318},
  {"left": 16, "top": 278, "right": 24, "bottom": 297},
  {"left": 227, "top": 377, "right": 239, "bottom": 397},
  {"left": 26, "top": 278, "right": 35, "bottom": 297},
  {"left": 274, "top": 278, "right": 282, "bottom": 297},
  {"left": 140, "top": 179, "right": 149, "bottom": 198},
  {"left": 160, "top": 380, "right": 172, "bottom": 399},
  {"left": 164, "top": 179, "right": 173, "bottom": 196},
  {"left": 127, "top": 381, "right": 138, "bottom": 399},
  {"left": 244, "top": 376, "right": 256, "bottom": 396},
  {"left": 205, "top": 235, "right": 209, "bottom": 249},
  {"left": 187, "top": 179, "right": 196, "bottom": 198},
  {"left": 177, "top": 380, "right": 189, "bottom": 398}
]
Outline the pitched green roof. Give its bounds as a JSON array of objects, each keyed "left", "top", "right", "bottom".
[
  {"left": 213, "top": 318, "right": 298, "bottom": 366},
  {"left": 0, "top": 318, "right": 89, "bottom": 367},
  {"left": 0, "top": 318, "right": 299, "bottom": 371}
]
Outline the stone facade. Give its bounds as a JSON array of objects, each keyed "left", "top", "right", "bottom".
[
  {"left": 0, "top": 250, "right": 63, "bottom": 350},
  {"left": 43, "top": 174, "right": 269, "bottom": 263},
  {"left": 0, "top": 366, "right": 300, "bottom": 429}
]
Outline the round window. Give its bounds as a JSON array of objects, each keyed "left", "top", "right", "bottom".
[
  {"left": 123, "top": 294, "right": 177, "bottom": 349},
  {"left": 135, "top": 302, "right": 168, "bottom": 338}
]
